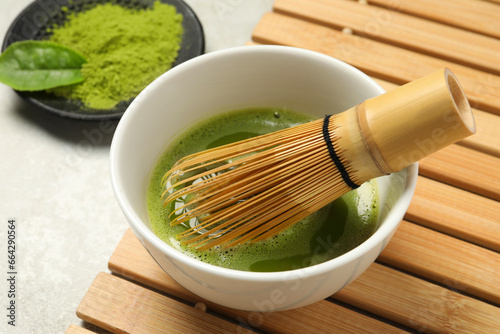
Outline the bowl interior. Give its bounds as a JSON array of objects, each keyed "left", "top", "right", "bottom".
[{"left": 111, "top": 46, "right": 416, "bottom": 276}]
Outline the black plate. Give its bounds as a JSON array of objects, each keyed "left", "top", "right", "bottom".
[{"left": 2, "top": 0, "right": 204, "bottom": 120}]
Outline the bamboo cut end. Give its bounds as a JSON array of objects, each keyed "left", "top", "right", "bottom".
[
  {"left": 445, "top": 69, "right": 475, "bottom": 134},
  {"left": 358, "top": 68, "right": 475, "bottom": 174}
]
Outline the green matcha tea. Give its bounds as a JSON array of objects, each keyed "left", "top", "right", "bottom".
[{"left": 147, "top": 108, "right": 379, "bottom": 272}]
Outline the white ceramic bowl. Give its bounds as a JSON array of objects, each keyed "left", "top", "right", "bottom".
[{"left": 110, "top": 46, "right": 418, "bottom": 311}]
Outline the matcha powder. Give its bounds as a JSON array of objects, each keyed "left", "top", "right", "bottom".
[{"left": 47, "top": 1, "right": 183, "bottom": 110}]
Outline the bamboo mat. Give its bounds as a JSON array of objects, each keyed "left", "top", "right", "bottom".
[{"left": 66, "top": 0, "right": 500, "bottom": 333}]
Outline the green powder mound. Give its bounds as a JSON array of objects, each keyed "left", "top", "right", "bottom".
[{"left": 47, "top": 1, "right": 183, "bottom": 110}]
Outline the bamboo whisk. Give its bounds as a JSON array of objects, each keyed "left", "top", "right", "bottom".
[{"left": 162, "top": 68, "right": 475, "bottom": 250}]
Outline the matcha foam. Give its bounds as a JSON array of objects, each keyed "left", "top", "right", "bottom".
[{"left": 147, "top": 108, "right": 379, "bottom": 272}]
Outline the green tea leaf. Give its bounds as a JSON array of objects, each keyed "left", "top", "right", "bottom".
[{"left": 0, "top": 40, "right": 87, "bottom": 91}]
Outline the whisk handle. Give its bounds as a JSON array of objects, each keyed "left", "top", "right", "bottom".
[
  {"left": 350, "top": 69, "right": 475, "bottom": 181},
  {"left": 362, "top": 68, "right": 475, "bottom": 174}
]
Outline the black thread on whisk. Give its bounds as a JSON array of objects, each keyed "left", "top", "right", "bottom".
[{"left": 322, "top": 115, "right": 360, "bottom": 189}]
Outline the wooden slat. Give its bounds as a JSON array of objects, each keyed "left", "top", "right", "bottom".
[
  {"left": 372, "top": 78, "right": 500, "bottom": 158},
  {"left": 406, "top": 176, "right": 500, "bottom": 252},
  {"left": 77, "top": 272, "right": 255, "bottom": 334},
  {"left": 108, "top": 229, "right": 409, "bottom": 334},
  {"left": 367, "top": 0, "right": 500, "bottom": 39},
  {"left": 378, "top": 220, "right": 500, "bottom": 305},
  {"left": 333, "top": 262, "right": 500, "bottom": 333},
  {"left": 418, "top": 144, "right": 500, "bottom": 201},
  {"left": 251, "top": 12, "right": 500, "bottom": 115},
  {"left": 65, "top": 325, "right": 96, "bottom": 334},
  {"left": 274, "top": 0, "right": 500, "bottom": 75},
  {"left": 110, "top": 229, "right": 500, "bottom": 333}
]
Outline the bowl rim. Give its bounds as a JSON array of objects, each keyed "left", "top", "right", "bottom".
[{"left": 110, "top": 45, "right": 418, "bottom": 282}]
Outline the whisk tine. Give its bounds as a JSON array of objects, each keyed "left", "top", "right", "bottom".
[
  {"left": 200, "top": 167, "right": 347, "bottom": 249},
  {"left": 162, "top": 119, "right": 321, "bottom": 180},
  {"left": 160, "top": 116, "right": 351, "bottom": 249},
  {"left": 164, "top": 135, "right": 329, "bottom": 227},
  {"left": 165, "top": 140, "right": 326, "bottom": 209},
  {"left": 162, "top": 128, "right": 328, "bottom": 215},
  {"left": 174, "top": 149, "right": 341, "bottom": 249},
  {"left": 163, "top": 123, "right": 324, "bottom": 189}
]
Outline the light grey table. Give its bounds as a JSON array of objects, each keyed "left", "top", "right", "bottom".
[{"left": 0, "top": 1, "right": 273, "bottom": 332}]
